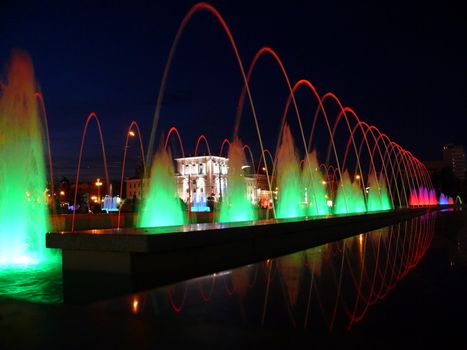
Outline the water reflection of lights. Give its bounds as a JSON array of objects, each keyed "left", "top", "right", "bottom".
[
  {"left": 132, "top": 298, "right": 139, "bottom": 314},
  {"left": 105, "top": 214, "right": 435, "bottom": 333}
]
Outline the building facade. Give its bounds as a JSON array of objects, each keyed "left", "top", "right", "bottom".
[
  {"left": 443, "top": 144, "right": 466, "bottom": 181},
  {"left": 124, "top": 155, "right": 274, "bottom": 210},
  {"left": 125, "top": 178, "right": 149, "bottom": 200},
  {"left": 175, "top": 155, "right": 228, "bottom": 205}
]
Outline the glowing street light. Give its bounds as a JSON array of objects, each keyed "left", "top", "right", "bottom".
[
  {"left": 95, "top": 178, "right": 103, "bottom": 204},
  {"left": 128, "top": 130, "right": 135, "bottom": 137},
  {"left": 355, "top": 174, "right": 361, "bottom": 181},
  {"left": 132, "top": 297, "right": 139, "bottom": 314},
  {"left": 59, "top": 190, "right": 65, "bottom": 196}
]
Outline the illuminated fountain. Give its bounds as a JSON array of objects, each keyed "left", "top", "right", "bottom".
[
  {"left": 302, "top": 150, "right": 331, "bottom": 216},
  {"left": 366, "top": 172, "right": 392, "bottom": 212},
  {"left": 429, "top": 190, "right": 437, "bottom": 205},
  {"left": 134, "top": 2, "right": 441, "bottom": 224},
  {"left": 409, "top": 187, "right": 438, "bottom": 206},
  {"left": 275, "top": 124, "right": 306, "bottom": 219},
  {"left": 102, "top": 184, "right": 119, "bottom": 213},
  {"left": 0, "top": 2, "right": 456, "bottom": 309},
  {"left": 333, "top": 171, "right": 366, "bottom": 214},
  {"left": 219, "top": 138, "right": 257, "bottom": 223},
  {"left": 102, "top": 195, "right": 119, "bottom": 213},
  {"left": 0, "top": 51, "right": 56, "bottom": 266},
  {"left": 439, "top": 193, "right": 454, "bottom": 205},
  {"left": 38, "top": 2, "right": 454, "bottom": 305},
  {"left": 138, "top": 147, "right": 187, "bottom": 228},
  {"left": 439, "top": 193, "right": 449, "bottom": 205}
]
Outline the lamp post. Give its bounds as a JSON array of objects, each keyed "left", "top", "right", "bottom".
[
  {"left": 95, "top": 178, "right": 103, "bottom": 206},
  {"left": 218, "top": 163, "right": 223, "bottom": 203},
  {"left": 188, "top": 172, "right": 191, "bottom": 214}
]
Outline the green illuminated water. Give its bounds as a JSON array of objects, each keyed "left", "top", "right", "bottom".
[
  {"left": 138, "top": 148, "right": 186, "bottom": 228},
  {"left": 0, "top": 51, "right": 56, "bottom": 266},
  {"left": 278, "top": 252, "right": 303, "bottom": 306},
  {"left": 219, "top": 138, "right": 256, "bottom": 223},
  {"left": 304, "top": 245, "right": 324, "bottom": 277},
  {"left": 0, "top": 261, "right": 62, "bottom": 303},
  {"left": 302, "top": 151, "right": 330, "bottom": 216},
  {"left": 334, "top": 170, "right": 366, "bottom": 214},
  {"left": 367, "top": 172, "right": 392, "bottom": 211},
  {"left": 276, "top": 124, "right": 305, "bottom": 219}
]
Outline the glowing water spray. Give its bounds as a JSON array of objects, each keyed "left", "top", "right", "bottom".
[
  {"left": 0, "top": 51, "right": 54, "bottom": 266},
  {"left": 138, "top": 147, "right": 187, "bottom": 228},
  {"left": 275, "top": 124, "right": 305, "bottom": 219},
  {"left": 366, "top": 172, "right": 392, "bottom": 211},
  {"left": 334, "top": 171, "right": 366, "bottom": 214},
  {"left": 219, "top": 138, "right": 257, "bottom": 223},
  {"left": 302, "top": 151, "right": 330, "bottom": 216}
]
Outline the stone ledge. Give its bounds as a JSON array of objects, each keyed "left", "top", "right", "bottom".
[{"left": 47, "top": 208, "right": 432, "bottom": 303}]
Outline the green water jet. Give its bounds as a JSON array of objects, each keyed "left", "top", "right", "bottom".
[
  {"left": 138, "top": 147, "right": 187, "bottom": 228},
  {"left": 367, "top": 171, "right": 392, "bottom": 211},
  {"left": 333, "top": 170, "right": 366, "bottom": 214},
  {"left": 276, "top": 124, "right": 305, "bottom": 219},
  {"left": 219, "top": 138, "right": 256, "bottom": 223},
  {"left": 0, "top": 51, "right": 56, "bottom": 266},
  {"left": 302, "top": 151, "right": 331, "bottom": 216}
]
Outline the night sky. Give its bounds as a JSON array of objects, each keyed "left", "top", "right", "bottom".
[{"left": 1, "top": 0, "right": 465, "bottom": 181}]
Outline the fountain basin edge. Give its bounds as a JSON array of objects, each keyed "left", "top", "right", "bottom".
[{"left": 46, "top": 208, "right": 431, "bottom": 303}]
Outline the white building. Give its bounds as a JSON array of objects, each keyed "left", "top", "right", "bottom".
[
  {"left": 125, "top": 155, "right": 272, "bottom": 210},
  {"left": 175, "top": 156, "right": 228, "bottom": 209}
]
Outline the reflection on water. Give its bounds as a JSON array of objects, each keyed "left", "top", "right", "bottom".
[
  {"left": 92, "top": 212, "right": 436, "bottom": 332},
  {"left": 0, "top": 259, "right": 63, "bottom": 304}
]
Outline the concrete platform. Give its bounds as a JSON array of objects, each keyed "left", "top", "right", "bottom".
[{"left": 46, "top": 208, "right": 430, "bottom": 303}]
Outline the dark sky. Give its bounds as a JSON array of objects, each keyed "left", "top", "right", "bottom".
[{"left": 0, "top": 0, "right": 465, "bottom": 181}]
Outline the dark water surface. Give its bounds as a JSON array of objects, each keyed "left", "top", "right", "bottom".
[{"left": 1, "top": 209, "right": 466, "bottom": 349}]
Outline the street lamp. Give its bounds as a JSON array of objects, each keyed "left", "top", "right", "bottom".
[
  {"left": 355, "top": 174, "right": 361, "bottom": 181},
  {"left": 128, "top": 130, "right": 135, "bottom": 137},
  {"left": 95, "top": 178, "right": 103, "bottom": 204}
]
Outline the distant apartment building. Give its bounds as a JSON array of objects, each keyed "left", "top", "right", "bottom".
[
  {"left": 443, "top": 144, "right": 466, "bottom": 181},
  {"left": 125, "top": 178, "right": 149, "bottom": 200}
]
